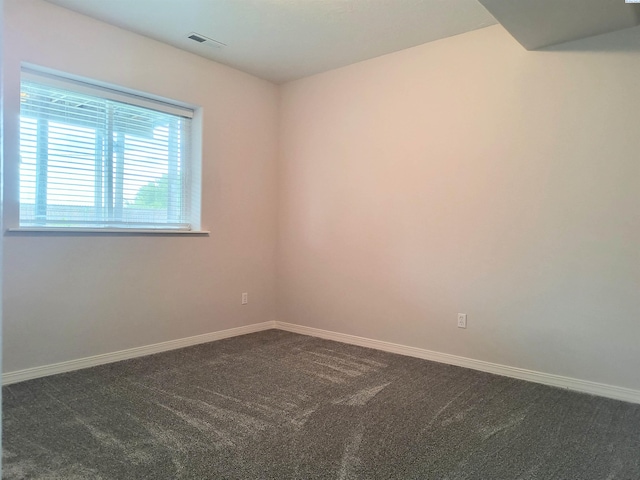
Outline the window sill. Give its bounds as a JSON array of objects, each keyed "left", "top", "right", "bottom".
[{"left": 6, "top": 228, "right": 210, "bottom": 236}]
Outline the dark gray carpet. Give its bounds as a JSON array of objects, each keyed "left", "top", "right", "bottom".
[{"left": 3, "top": 330, "right": 640, "bottom": 479}]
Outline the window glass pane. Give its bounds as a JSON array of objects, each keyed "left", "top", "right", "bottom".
[
  {"left": 123, "top": 126, "right": 170, "bottom": 224},
  {"left": 47, "top": 122, "right": 97, "bottom": 206},
  {"left": 45, "top": 122, "right": 98, "bottom": 225},
  {"left": 19, "top": 117, "right": 37, "bottom": 212}
]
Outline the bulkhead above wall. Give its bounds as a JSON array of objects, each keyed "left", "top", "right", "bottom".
[{"left": 479, "top": 0, "right": 640, "bottom": 50}]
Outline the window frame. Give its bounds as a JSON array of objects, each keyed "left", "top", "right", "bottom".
[{"left": 10, "top": 66, "right": 207, "bottom": 235}]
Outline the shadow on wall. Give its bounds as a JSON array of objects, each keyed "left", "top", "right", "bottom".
[{"left": 542, "top": 24, "right": 640, "bottom": 52}]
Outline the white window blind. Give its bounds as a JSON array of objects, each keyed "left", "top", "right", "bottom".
[{"left": 19, "top": 69, "right": 195, "bottom": 230}]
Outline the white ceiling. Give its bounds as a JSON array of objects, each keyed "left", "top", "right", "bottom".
[
  {"left": 42, "top": 0, "right": 640, "bottom": 84},
  {"left": 44, "top": 0, "right": 497, "bottom": 84}
]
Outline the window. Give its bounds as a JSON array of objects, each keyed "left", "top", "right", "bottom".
[{"left": 19, "top": 68, "right": 198, "bottom": 231}]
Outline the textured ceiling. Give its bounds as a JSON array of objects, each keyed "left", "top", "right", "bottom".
[{"left": 44, "top": 0, "right": 497, "bottom": 84}]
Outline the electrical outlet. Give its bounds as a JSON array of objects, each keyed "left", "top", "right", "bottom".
[
  {"left": 242, "top": 292, "right": 248, "bottom": 305},
  {"left": 457, "top": 313, "right": 467, "bottom": 329}
]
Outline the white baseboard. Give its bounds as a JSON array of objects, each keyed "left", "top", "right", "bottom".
[
  {"left": 3, "top": 321, "right": 277, "bottom": 386},
  {"left": 275, "top": 321, "right": 640, "bottom": 405},
  {"left": 6, "top": 319, "right": 639, "bottom": 405}
]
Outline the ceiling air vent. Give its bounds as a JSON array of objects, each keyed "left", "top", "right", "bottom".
[{"left": 187, "top": 32, "right": 226, "bottom": 49}]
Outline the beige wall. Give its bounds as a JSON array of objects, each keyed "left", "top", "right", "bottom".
[
  {"left": 2, "top": 0, "right": 279, "bottom": 372},
  {"left": 3, "top": 1, "right": 639, "bottom": 393},
  {"left": 278, "top": 25, "right": 640, "bottom": 390}
]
